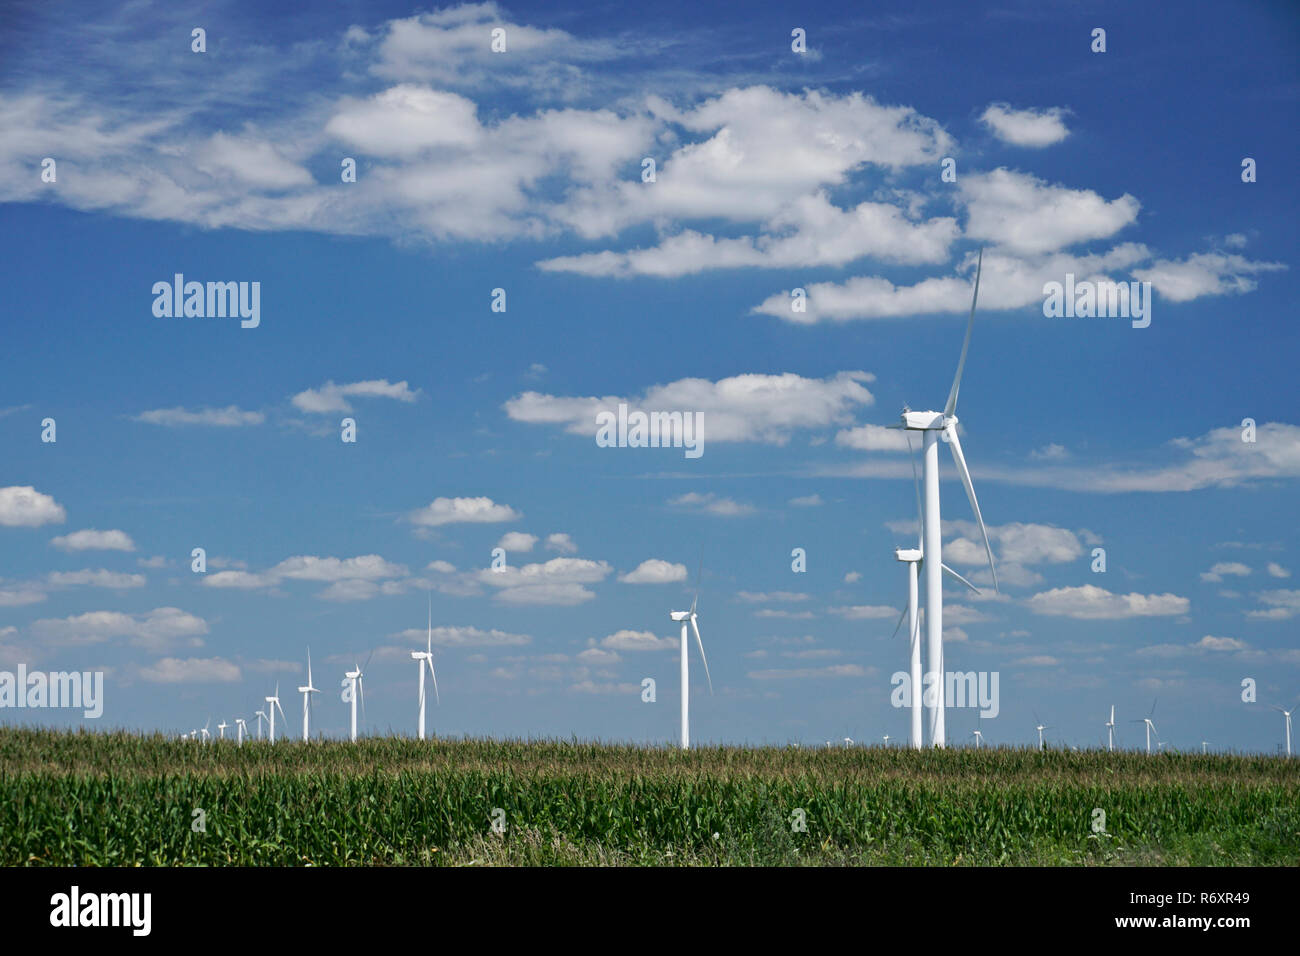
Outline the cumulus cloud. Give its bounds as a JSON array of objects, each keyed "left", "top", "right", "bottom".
[
  {"left": 599, "top": 629, "right": 677, "bottom": 651},
  {"left": 747, "top": 664, "right": 868, "bottom": 680},
  {"left": 291, "top": 379, "right": 420, "bottom": 413},
  {"left": 668, "top": 492, "right": 755, "bottom": 517},
  {"left": 479, "top": 556, "right": 612, "bottom": 605},
  {"left": 134, "top": 405, "right": 265, "bottom": 427},
  {"left": 1025, "top": 585, "right": 1189, "bottom": 620},
  {"left": 980, "top": 104, "right": 1070, "bottom": 147},
  {"left": 49, "top": 528, "right": 135, "bottom": 552},
  {"left": 31, "top": 607, "right": 208, "bottom": 652},
  {"left": 0, "top": 486, "right": 66, "bottom": 527},
  {"left": 1247, "top": 589, "right": 1300, "bottom": 620},
  {"left": 138, "top": 656, "right": 241, "bottom": 683},
  {"left": 45, "top": 569, "right": 145, "bottom": 589},
  {"left": 497, "top": 532, "right": 538, "bottom": 552},
  {"left": 619, "top": 559, "right": 687, "bottom": 584},
  {"left": 545, "top": 533, "right": 577, "bottom": 553},
  {"left": 1133, "top": 253, "right": 1286, "bottom": 302},
  {"left": 1201, "top": 562, "right": 1251, "bottom": 583},
  {"left": 506, "top": 370, "right": 874, "bottom": 446},
  {"left": 409, "top": 496, "right": 522, "bottom": 527},
  {"left": 389, "top": 624, "right": 530, "bottom": 647}
]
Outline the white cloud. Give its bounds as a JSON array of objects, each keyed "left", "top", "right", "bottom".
[
  {"left": 134, "top": 405, "right": 265, "bottom": 426},
  {"left": 0, "top": 486, "right": 66, "bottom": 527},
  {"left": 668, "top": 492, "right": 755, "bottom": 517},
  {"left": 197, "top": 132, "right": 313, "bottom": 188},
  {"left": 828, "top": 605, "right": 897, "bottom": 620},
  {"left": 789, "top": 494, "right": 823, "bottom": 507},
  {"left": 963, "top": 169, "right": 1139, "bottom": 255},
  {"left": 480, "top": 556, "right": 612, "bottom": 605},
  {"left": 545, "top": 533, "right": 577, "bottom": 553},
  {"left": 32, "top": 607, "right": 208, "bottom": 652},
  {"left": 570, "top": 680, "right": 639, "bottom": 695},
  {"left": 1025, "top": 585, "right": 1189, "bottom": 620},
  {"left": 50, "top": 528, "right": 135, "bottom": 552},
  {"left": 1201, "top": 562, "right": 1251, "bottom": 583},
  {"left": 505, "top": 370, "right": 874, "bottom": 445},
  {"left": 737, "top": 591, "right": 809, "bottom": 603},
  {"left": 1194, "top": 635, "right": 1248, "bottom": 651},
  {"left": 1247, "top": 590, "right": 1300, "bottom": 620},
  {"left": 600, "top": 629, "right": 677, "bottom": 651},
  {"left": 291, "top": 379, "right": 420, "bottom": 413},
  {"left": 979, "top": 104, "right": 1070, "bottom": 147},
  {"left": 389, "top": 624, "right": 530, "bottom": 647},
  {"left": 1267, "top": 563, "right": 1291, "bottom": 579},
  {"left": 497, "top": 532, "right": 538, "bottom": 552},
  {"left": 1133, "top": 253, "right": 1286, "bottom": 302},
  {"left": 619, "top": 559, "right": 687, "bottom": 584},
  {"left": 1030, "top": 443, "right": 1069, "bottom": 461},
  {"left": 835, "top": 423, "right": 911, "bottom": 452},
  {"left": 138, "top": 656, "right": 241, "bottom": 683},
  {"left": 409, "top": 496, "right": 522, "bottom": 527},
  {"left": 0, "top": 584, "right": 46, "bottom": 607},
  {"left": 273, "top": 554, "right": 408, "bottom": 581},
  {"left": 46, "top": 569, "right": 145, "bottom": 589}
]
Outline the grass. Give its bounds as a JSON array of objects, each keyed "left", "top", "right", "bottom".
[{"left": 2, "top": 728, "right": 1298, "bottom": 865}]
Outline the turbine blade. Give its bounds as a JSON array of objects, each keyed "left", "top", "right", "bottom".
[
  {"left": 427, "top": 592, "right": 434, "bottom": 656},
  {"left": 306, "top": 648, "right": 312, "bottom": 687},
  {"left": 940, "top": 562, "right": 981, "bottom": 595},
  {"left": 945, "top": 425, "right": 998, "bottom": 592},
  {"left": 689, "top": 553, "right": 702, "bottom": 615},
  {"left": 890, "top": 603, "right": 908, "bottom": 641},
  {"left": 944, "top": 247, "right": 982, "bottom": 418},
  {"left": 906, "top": 433, "right": 923, "bottom": 550},
  {"left": 690, "top": 615, "right": 713, "bottom": 695},
  {"left": 359, "top": 676, "right": 366, "bottom": 726},
  {"left": 427, "top": 657, "right": 440, "bottom": 706}
]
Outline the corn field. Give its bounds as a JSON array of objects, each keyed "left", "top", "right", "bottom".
[{"left": 3, "top": 728, "right": 1297, "bottom": 866}]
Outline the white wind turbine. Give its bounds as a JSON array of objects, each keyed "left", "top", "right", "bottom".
[
  {"left": 1033, "top": 712, "right": 1051, "bottom": 751},
  {"left": 297, "top": 649, "right": 319, "bottom": 742},
  {"left": 344, "top": 654, "right": 371, "bottom": 743},
  {"left": 1201, "top": 739, "right": 1210, "bottom": 754},
  {"left": 1105, "top": 705, "right": 1116, "bottom": 752},
  {"left": 217, "top": 720, "right": 228, "bottom": 740},
  {"left": 971, "top": 729, "right": 983, "bottom": 749},
  {"left": 412, "top": 596, "right": 441, "bottom": 740},
  {"left": 235, "top": 718, "right": 247, "bottom": 745},
  {"left": 670, "top": 569, "right": 712, "bottom": 750},
  {"left": 891, "top": 443, "right": 982, "bottom": 750},
  {"left": 254, "top": 709, "right": 267, "bottom": 740},
  {"left": 1131, "top": 699, "right": 1159, "bottom": 755},
  {"left": 1272, "top": 700, "right": 1297, "bottom": 756},
  {"left": 893, "top": 248, "right": 998, "bottom": 748},
  {"left": 199, "top": 718, "right": 211, "bottom": 743},
  {"left": 882, "top": 734, "right": 890, "bottom": 746},
  {"left": 265, "top": 684, "right": 287, "bottom": 743}
]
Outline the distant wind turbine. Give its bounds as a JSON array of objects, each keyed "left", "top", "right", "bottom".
[
  {"left": 254, "top": 710, "right": 267, "bottom": 741},
  {"left": 412, "top": 596, "right": 441, "bottom": 740},
  {"left": 217, "top": 720, "right": 228, "bottom": 740},
  {"left": 1130, "top": 699, "right": 1159, "bottom": 755},
  {"left": 235, "top": 718, "right": 247, "bottom": 745},
  {"left": 1105, "top": 705, "right": 1116, "bottom": 752},
  {"left": 265, "top": 683, "right": 287, "bottom": 743},
  {"left": 670, "top": 563, "right": 712, "bottom": 750},
  {"left": 297, "top": 649, "right": 320, "bottom": 742},
  {"left": 199, "top": 718, "right": 211, "bottom": 743},
  {"left": 1033, "top": 712, "right": 1051, "bottom": 751},
  {"left": 344, "top": 653, "right": 371, "bottom": 743},
  {"left": 1271, "top": 701, "right": 1297, "bottom": 757},
  {"left": 882, "top": 734, "right": 890, "bottom": 746},
  {"left": 971, "top": 729, "right": 983, "bottom": 749}
]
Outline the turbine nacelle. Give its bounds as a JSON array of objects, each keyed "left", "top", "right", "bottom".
[
  {"left": 900, "top": 410, "right": 948, "bottom": 431},
  {"left": 894, "top": 548, "right": 922, "bottom": 563},
  {"left": 670, "top": 610, "right": 691, "bottom": 622}
]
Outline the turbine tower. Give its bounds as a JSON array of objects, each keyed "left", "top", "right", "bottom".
[
  {"left": 669, "top": 569, "right": 712, "bottom": 750},
  {"left": 896, "top": 248, "right": 998, "bottom": 747},
  {"left": 297, "top": 648, "right": 320, "bottom": 742},
  {"left": 344, "top": 654, "right": 370, "bottom": 743},
  {"left": 891, "top": 442, "right": 980, "bottom": 749},
  {"left": 1105, "top": 705, "right": 1116, "bottom": 752},
  {"left": 265, "top": 683, "right": 287, "bottom": 743},
  {"left": 412, "top": 596, "right": 441, "bottom": 740},
  {"left": 254, "top": 710, "right": 267, "bottom": 740}
]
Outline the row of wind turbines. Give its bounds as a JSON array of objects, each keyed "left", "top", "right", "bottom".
[{"left": 181, "top": 600, "right": 441, "bottom": 745}]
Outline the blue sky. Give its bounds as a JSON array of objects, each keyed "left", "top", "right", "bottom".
[{"left": 1, "top": 0, "right": 1297, "bottom": 750}]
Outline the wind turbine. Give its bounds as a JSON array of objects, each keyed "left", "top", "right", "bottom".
[
  {"left": 882, "top": 734, "right": 890, "bottom": 746},
  {"left": 971, "top": 729, "right": 983, "bottom": 749},
  {"left": 297, "top": 649, "right": 320, "bottom": 742},
  {"left": 199, "top": 718, "right": 211, "bottom": 743},
  {"left": 412, "top": 596, "right": 441, "bottom": 740},
  {"left": 1271, "top": 701, "right": 1297, "bottom": 756},
  {"left": 1131, "top": 699, "right": 1159, "bottom": 755},
  {"left": 891, "top": 439, "right": 982, "bottom": 750},
  {"left": 670, "top": 566, "right": 712, "bottom": 750},
  {"left": 217, "top": 720, "right": 228, "bottom": 740},
  {"left": 1105, "top": 705, "right": 1116, "bottom": 752},
  {"left": 235, "top": 718, "right": 247, "bottom": 745},
  {"left": 1201, "top": 739, "right": 1210, "bottom": 754},
  {"left": 843, "top": 737, "right": 853, "bottom": 747},
  {"left": 254, "top": 709, "right": 267, "bottom": 740},
  {"left": 344, "top": 654, "right": 371, "bottom": 743},
  {"left": 1033, "top": 712, "right": 1051, "bottom": 751},
  {"left": 265, "top": 684, "right": 287, "bottom": 743},
  {"left": 894, "top": 248, "right": 998, "bottom": 748}
]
